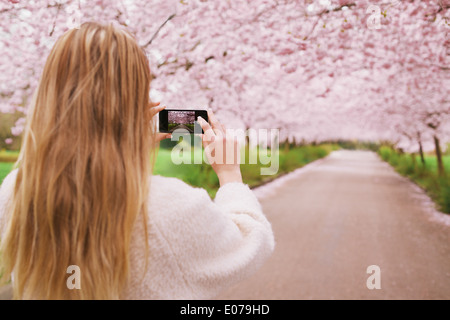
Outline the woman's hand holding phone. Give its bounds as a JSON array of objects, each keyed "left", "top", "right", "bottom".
[
  {"left": 197, "top": 109, "right": 243, "bottom": 186},
  {"left": 151, "top": 103, "right": 242, "bottom": 186},
  {"left": 149, "top": 102, "right": 172, "bottom": 142}
]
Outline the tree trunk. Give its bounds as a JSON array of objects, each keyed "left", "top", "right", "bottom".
[
  {"left": 284, "top": 140, "right": 289, "bottom": 153},
  {"left": 418, "top": 136, "right": 425, "bottom": 166},
  {"left": 433, "top": 135, "right": 445, "bottom": 176},
  {"left": 245, "top": 126, "right": 250, "bottom": 147}
]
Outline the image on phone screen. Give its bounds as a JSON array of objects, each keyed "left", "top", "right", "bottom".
[{"left": 159, "top": 109, "right": 208, "bottom": 133}]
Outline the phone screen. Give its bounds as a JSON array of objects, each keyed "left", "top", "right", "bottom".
[{"left": 159, "top": 109, "right": 208, "bottom": 133}]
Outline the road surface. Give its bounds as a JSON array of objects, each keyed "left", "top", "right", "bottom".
[
  {"left": 217, "top": 150, "right": 450, "bottom": 300},
  {"left": 1, "top": 150, "right": 449, "bottom": 300}
]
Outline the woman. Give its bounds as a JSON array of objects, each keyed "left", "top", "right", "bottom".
[{"left": 0, "top": 22, "right": 274, "bottom": 299}]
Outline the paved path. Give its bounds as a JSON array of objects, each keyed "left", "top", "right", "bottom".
[
  {"left": 2, "top": 151, "right": 448, "bottom": 300},
  {"left": 217, "top": 150, "right": 450, "bottom": 299}
]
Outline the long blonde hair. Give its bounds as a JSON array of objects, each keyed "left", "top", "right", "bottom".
[{"left": 0, "top": 22, "right": 154, "bottom": 299}]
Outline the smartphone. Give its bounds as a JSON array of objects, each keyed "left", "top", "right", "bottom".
[{"left": 159, "top": 109, "right": 208, "bottom": 134}]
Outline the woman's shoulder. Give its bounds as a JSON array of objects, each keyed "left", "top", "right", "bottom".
[
  {"left": 0, "top": 169, "right": 18, "bottom": 236},
  {"left": 149, "top": 175, "right": 207, "bottom": 196},
  {"left": 146, "top": 175, "right": 215, "bottom": 227},
  {"left": 0, "top": 169, "right": 18, "bottom": 190},
  {"left": 0, "top": 169, "right": 18, "bottom": 202},
  {"left": 148, "top": 175, "right": 211, "bottom": 210}
]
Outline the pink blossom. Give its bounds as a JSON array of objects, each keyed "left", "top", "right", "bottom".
[{"left": 0, "top": 0, "right": 447, "bottom": 148}]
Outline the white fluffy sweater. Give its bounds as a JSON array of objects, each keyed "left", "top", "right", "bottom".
[{"left": 0, "top": 169, "right": 274, "bottom": 299}]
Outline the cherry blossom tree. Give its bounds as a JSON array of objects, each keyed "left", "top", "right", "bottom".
[{"left": 0, "top": 0, "right": 448, "bottom": 171}]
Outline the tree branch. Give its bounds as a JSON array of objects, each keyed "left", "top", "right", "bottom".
[
  {"left": 49, "top": 3, "right": 63, "bottom": 36},
  {"left": 313, "top": 3, "right": 356, "bottom": 16},
  {"left": 143, "top": 13, "right": 176, "bottom": 48},
  {"left": 1, "top": 2, "right": 67, "bottom": 15}
]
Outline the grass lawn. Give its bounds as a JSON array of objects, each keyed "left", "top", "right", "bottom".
[
  {"left": 423, "top": 155, "right": 450, "bottom": 173},
  {"left": 0, "top": 144, "right": 335, "bottom": 197},
  {"left": 154, "top": 143, "right": 335, "bottom": 197},
  {"left": 0, "top": 162, "right": 14, "bottom": 184},
  {"left": 153, "top": 147, "right": 220, "bottom": 197},
  {"left": 378, "top": 146, "right": 450, "bottom": 213}
]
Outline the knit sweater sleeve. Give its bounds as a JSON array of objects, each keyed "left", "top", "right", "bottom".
[{"left": 150, "top": 177, "right": 275, "bottom": 299}]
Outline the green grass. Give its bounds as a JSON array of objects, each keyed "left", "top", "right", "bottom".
[
  {"left": 0, "top": 144, "right": 334, "bottom": 197},
  {"left": 153, "top": 147, "right": 220, "bottom": 197},
  {"left": 423, "top": 155, "right": 450, "bottom": 173},
  {"left": 378, "top": 146, "right": 450, "bottom": 214},
  {"left": 0, "top": 162, "right": 14, "bottom": 184},
  {"left": 154, "top": 143, "right": 334, "bottom": 197}
]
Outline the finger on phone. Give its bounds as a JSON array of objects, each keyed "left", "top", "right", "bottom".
[
  {"left": 207, "top": 109, "right": 223, "bottom": 134},
  {"left": 155, "top": 132, "right": 171, "bottom": 142},
  {"left": 149, "top": 101, "right": 161, "bottom": 108},
  {"left": 198, "top": 117, "right": 215, "bottom": 142},
  {"left": 149, "top": 105, "right": 166, "bottom": 118},
  {"left": 197, "top": 116, "right": 211, "bottom": 132}
]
